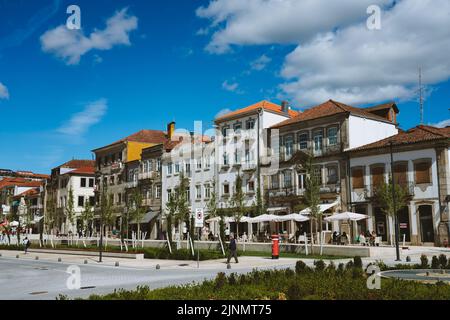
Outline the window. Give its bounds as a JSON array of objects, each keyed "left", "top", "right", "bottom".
[
  {"left": 204, "top": 156, "right": 211, "bottom": 169},
  {"left": 185, "top": 189, "right": 191, "bottom": 201},
  {"left": 233, "top": 122, "right": 242, "bottom": 133},
  {"left": 298, "top": 132, "right": 308, "bottom": 150},
  {"left": 248, "top": 180, "right": 255, "bottom": 192},
  {"left": 148, "top": 160, "right": 153, "bottom": 172},
  {"left": 313, "top": 130, "right": 323, "bottom": 152},
  {"left": 393, "top": 162, "right": 408, "bottom": 185},
  {"left": 246, "top": 119, "right": 255, "bottom": 130},
  {"left": 175, "top": 162, "right": 180, "bottom": 174},
  {"left": 271, "top": 175, "right": 280, "bottom": 189},
  {"left": 298, "top": 173, "right": 306, "bottom": 190},
  {"left": 352, "top": 167, "right": 364, "bottom": 189},
  {"left": 223, "top": 184, "right": 230, "bottom": 195},
  {"left": 371, "top": 166, "right": 385, "bottom": 187},
  {"left": 223, "top": 153, "right": 229, "bottom": 166},
  {"left": 78, "top": 196, "right": 84, "bottom": 207},
  {"left": 167, "top": 163, "right": 173, "bottom": 175},
  {"left": 196, "top": 158, "right": 202, "bottom": 170},
  {"left": 157, "top": 159, "right": 161, "bottom": 171},
  {"left": 284, "top": 171, "right": 292, "bottom": 188},
  {"left": 80, "top": 178, "right": 86, "bottom": 188},
  {"left": 327, "top": 166, "right": 338, "bottom": 184},
  {"left": 222, "top": 126, "right": 229, "bottom": 137},
  {"left": 313, "top": 166, "right": 322, "bottom": 185},
  {"left": 167, "top": 189, "right": 172, "bottom": 201},
  {"left": 327, "top": 127, "right": 338, "bottom": 146},
  {"left": 196, "top": 185, "right": 202, "bottom": 199},
  {"left": 415, "top": 161, "right": 432, "bottom": 184},
  {"left": 89, "top": 196, "right": 95, "bottom": 206},
  {"left": 89, "top": 178, "right": 94, "bottom": 188},
  {"left": 234, "top": 150, "right": 241, "bottom": 164},
  {"left": 285, "top": 135, "right": 294, "bottom": 158},
  {"left": 156, "top": 185, "right": 161, "bottom": 199},
  {"left": 185, "top": 163, "right": 191, "bottom": 174},
  {"left": 204, "top": 184, "right": 211, "bottom": 199}
]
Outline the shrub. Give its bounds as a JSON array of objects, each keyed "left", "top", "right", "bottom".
[
  {"left": 345, "top": 260, "right": 354, "bottom": 270},
  {"left": 228, "top": 273, "right": 237, "bottom": 286},
  {"left": 326, "top": 261, "right": 336, "bottom": 273},
  {"left": 420, "top": 255, "right": 429, "bottom": 268},
  {"left": 438, "top": 254, "right": 448, "bottom": 269},
  {"left": 214, "top": 272, "right": 227, "bottom": 290},
  {"left": 314, "top": 260, "right": 326, "bottom": 272},
  {"left": 286, "top": 283, "right": 302, "bottom": 300},
  {"left": 431, "top": 256, "right": 440, "bottom": 269},
  {"left": 337, "top": 263, "right": 345, "bottom": 274},
  {"left": 353, "top": 256, "right": 363, "bottom": 269},
  {"left": 295, "top": 260, "right": 308, "bottom": 274}
]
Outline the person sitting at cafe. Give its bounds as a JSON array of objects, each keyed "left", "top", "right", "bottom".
[
  {"left": 358, "top": 232, "right": 366, "bottom": 245},
  {"left": 332, "top": 231, "right": 338, "bottom": 245},
  {"left": 340, "top": 232, "right": 348, "bottom": 245}
]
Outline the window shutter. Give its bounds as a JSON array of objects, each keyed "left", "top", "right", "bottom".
[
  {"left": 352, "top": 168, "right": 364, "bottom": 189},
  {"left": 415, "top": 162, "right": 431, "bottom": 184}
]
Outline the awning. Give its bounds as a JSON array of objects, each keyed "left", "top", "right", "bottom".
[
  {"left": 247, "top": 214, "right": 279, "bottom": 223},
  {"left": 300, "top": 200, "right": 339, "bottom": 215},
  {"left": 274, "top": 214, "right": 310, "bottom": 223},
  {"left": 324, "top": 212, "right": 369, "bottom": 222},
  {"left": 130, "top": 211, "right": 159, "bottom": 224}
]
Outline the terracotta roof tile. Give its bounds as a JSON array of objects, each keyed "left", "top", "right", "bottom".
[
  {"left": 215, "top": 100, "right": 299, "bottom": 122},
  {"left": 0, "top": 178, "right": 44, "bottom": 190},
  {"left": 348, "top": 125, "right": 450, "bottom": 152},
  {"left": 93, "top": 130, "right": 167, "bottom": 151},
  {"left": 61, "top": 166, "right": 95, "bottom": 175},
  {"left": 56, "top": 160, "right": 95, "bottom": 169},
  {"left": 272, "top": 100, "right": 390, "bottom": 128}
]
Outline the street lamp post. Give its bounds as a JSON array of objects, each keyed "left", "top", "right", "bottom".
[{"left": 390, "top": 141, "right": 401, "bottom": 261}]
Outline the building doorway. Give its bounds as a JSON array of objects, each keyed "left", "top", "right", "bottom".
[
  {"left": 374, "top": 207, "right": 387, "bottom": 241},
  {"left": 354, "top": 205, "right": 368, "bottom": 235},
  {"left": 418, "top": 205, "right": 434, "bottom": 243},
  {"left": 398, "top": 207, "right": 411, "bottom": 242}
]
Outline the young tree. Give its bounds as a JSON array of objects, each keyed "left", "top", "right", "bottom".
[
  {"left": 303, "top": 152, "right": 321, "bottom": 252},
  {"left": 129, "top": 188, "right": 146, "bottom": 242},
  {"left": 45, "top": 193, "right": 57, "bottom": 235},
  {"left": 206, "top": 182, "right": 226, "bottom": 242},
  {"left": 230, "top": 171, "right": 246, "bottom": 238},
  {"left": 372, "top": 178, "right": 409, "bottom": 243},
  {"left": 65, "top": 188, "right": 75, "bottom": 234},
  {"left": 165, "top": 189, "right": 178, "bottom": 247},
  {"left": 80, "top": 199, "right": 94, "bottom": 236},
  {"left": 99, "top": 185, "right": 114, "bottom": 238},
  {"left": 175, "top": 171, "right": 192, "bottom": 241}
]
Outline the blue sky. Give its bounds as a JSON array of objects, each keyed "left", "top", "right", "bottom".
[{"left": 0, "top": 0, "right": 449, "bottom": 173}]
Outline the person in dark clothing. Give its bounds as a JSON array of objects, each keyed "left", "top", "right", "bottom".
[{"left": 226, "top": 235, "right": 238, "bottom": 264}]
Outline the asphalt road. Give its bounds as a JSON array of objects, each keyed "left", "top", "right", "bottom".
[{"left": 0, "top": 256, "right": 296, "bottom": 300}]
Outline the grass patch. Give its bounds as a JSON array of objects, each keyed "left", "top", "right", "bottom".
[
  {"left": 72, "top": 258, "right": 450, "bottom": 300},
  {"left": 241, "top": 250, "right": 351, "bottom": 260}
]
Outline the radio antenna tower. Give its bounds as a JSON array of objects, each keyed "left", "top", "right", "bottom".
[{"left": 418, "top": 67, "right": 425, "bottom": 125}]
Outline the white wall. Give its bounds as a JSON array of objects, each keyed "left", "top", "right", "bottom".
[
  {"left": 347, "top": 115, "right": 398, "bottom": 150},
  {"left": 350, "top": 148, "right": 438, "bottom": 203}
]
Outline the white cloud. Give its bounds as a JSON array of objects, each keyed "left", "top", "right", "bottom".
[
  {"left": 0, "top": 82, "right": 9, "bottom": 99},
  {"left": 196, "top": 0, "right": 391, "bottom": 54},
  {"left": 280, "top": 0, "right": 450, "bottom": 105},
  {"left": 198, "top": 0, "right": 450, "bottom": 106},
  {"left": 215, "top": 108, "right": 232, "bottom": 118},
  {"left": 57, "top": 99, "right": 107, "bottom": 136},
  {"left": 222, "top": 80, "right": 243, "bottom": 94},
  {"left": 433, "top": 119, "right": 450, "bottom": 128},
  {"left": 250, "top": 54, "right": 271, "bottom": 71},
  {"left": 40, "top": 8, "right": 138, "bottom": 65}
]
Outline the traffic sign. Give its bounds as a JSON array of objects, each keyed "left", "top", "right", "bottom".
[{"left": 195, "top": 208, "right": 204, "bottom": 228}]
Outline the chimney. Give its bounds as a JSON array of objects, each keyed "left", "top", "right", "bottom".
[
  {"left": 167, "top": 122, "right": 175, "bottom": 139},
  {"left": 281, "top": 101, "right": 289, "bottom": 113}
]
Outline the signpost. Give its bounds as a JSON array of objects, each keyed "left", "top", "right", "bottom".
[{"left": 195, "top": 208, "right": 204, "bottom": 228}]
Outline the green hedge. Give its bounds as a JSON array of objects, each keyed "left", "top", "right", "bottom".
[
  {"left": 143, "top": 247, "right": 224, "bottom": 261},
  {"left": 84, "top": 258, "right": 450, "bottom": 300}
]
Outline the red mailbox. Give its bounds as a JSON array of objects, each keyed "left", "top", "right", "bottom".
[{"left": 272, "top": 234, "right": 280, "bottom": 259}]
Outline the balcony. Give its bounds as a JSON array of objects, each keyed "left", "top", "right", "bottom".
[
  {"left": 365, "top": 182, "right": 415, "bottom": 198},
  {"left": 138, "top": 171, "right": 160, "bottom": 180},
  {"left": 242, "top": 162, "right": 257, "bottom": 172},
  {"left": 124, "top": 181, "right": 138, "bottom": 189},
  {"left": 313, "top": 143, "right": 342, "bottom": 157},
  {"left": 319, "top": 183, "right": 340, "bottom": 194}
]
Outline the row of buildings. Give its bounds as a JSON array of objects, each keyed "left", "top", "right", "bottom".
[{"left": 1, "top": 100, "right": 449, "bottom": 246}]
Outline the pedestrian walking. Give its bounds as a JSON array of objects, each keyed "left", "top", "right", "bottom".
[
  {"left": 226, "top": 235, "right": 238, "bottom": 264},
  {"left": 23, "top": 237, "right": 30, "bottom": 254}
]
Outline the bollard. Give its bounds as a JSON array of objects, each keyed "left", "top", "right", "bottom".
[
  {"left": 0, "top": 253, "right": 2, "bottom": 257},
  {"left": 115, "top": 261, "right": 119, "bottom": 267},
  {"left": 35, "top": 256, "right": 39, "bottom": 260},
  {"left": 227, "top": 263, "right": 231, "bottom": 270},
  {"left": 58, "top": 258, "right": 62, "bottom": 262},
  {"left": 84, "top": 260, "right": 88, "bottom": 264},
  {"left": 16, "top": 254, "right": 19, "bottom": 259},
  {"left": 406, "top": 256, "right": 411, "bottom": 262},
  {"left": 156, "top": 264, "right": 160, "bottom": 270}
]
